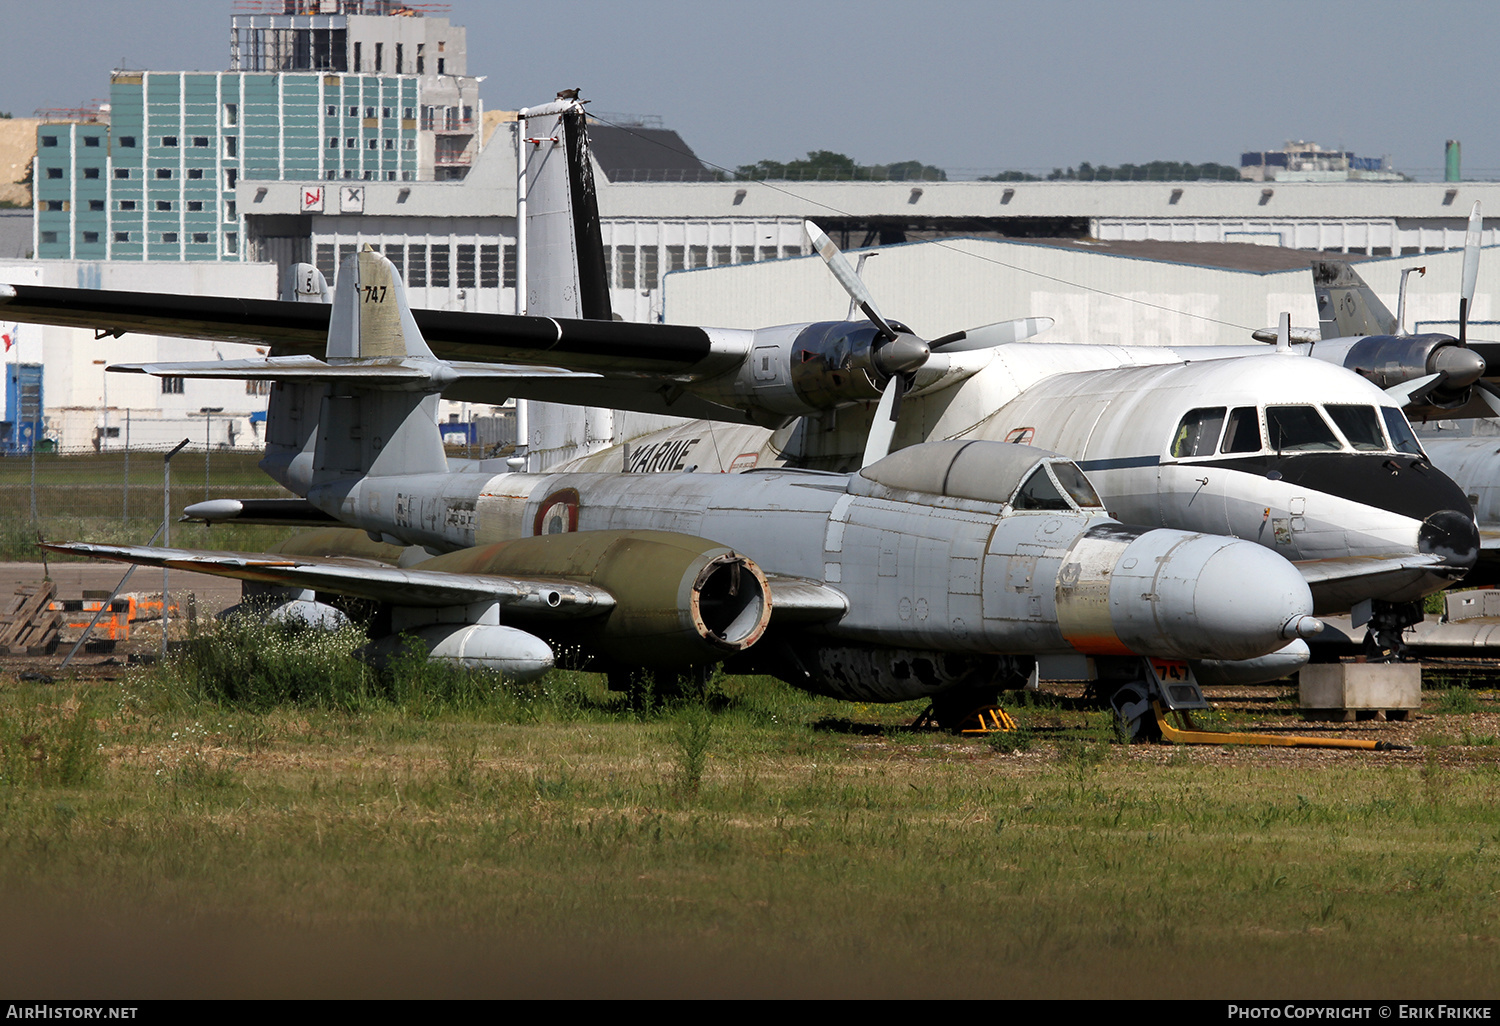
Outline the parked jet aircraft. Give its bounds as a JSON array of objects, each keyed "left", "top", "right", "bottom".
[
  {"left": 47, "top": 248, "right": 1326, "bottom": 737},
  {"left": 0, "top": 111, "right": 1478, "bottom": 657}
]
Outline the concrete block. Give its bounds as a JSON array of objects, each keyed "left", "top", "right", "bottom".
[{"left": 1299, "top": 662, "right": 1421, "bottom": 712}]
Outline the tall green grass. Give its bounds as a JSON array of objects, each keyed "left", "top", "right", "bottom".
[{"left": 5, "top": 620, "right": 1500, "bottom": 996}]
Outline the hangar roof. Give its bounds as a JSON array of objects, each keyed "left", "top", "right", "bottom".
[{"left": 1019, "top": 238, "right": 1373, "bottom": 274}]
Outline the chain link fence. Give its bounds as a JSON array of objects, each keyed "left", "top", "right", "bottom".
[{"left": 0, "top": 444, "right": 298, "bottom": 561}]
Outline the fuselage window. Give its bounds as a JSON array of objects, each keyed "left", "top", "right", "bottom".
[
  {"left": 1324, "top": 404, "right": 1387, "bottom": 452},
  {"left": 1170, "top": 407, "right": 1226, "bottom": 458},
  {"left": 1265, "top": 406, "right": 1340, "bottom": 452},
  {"left": 1380, "top": 407, "right": 1426, "bottom": 457},
  {"left": 1012, "top": 465, "right": 1073, "bottom": 511},
  {"left": 1049, "top": 461, "right": 1104, "bottom": 508},
  {"left": 1220, "top": 406, "right": 1262, "bottom": 453}
]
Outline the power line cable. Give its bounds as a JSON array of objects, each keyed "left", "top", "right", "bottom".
[{"left": 587, "top": 112, "right": 1260, "bottom": 333}]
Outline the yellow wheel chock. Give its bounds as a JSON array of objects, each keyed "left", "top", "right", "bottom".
[
  {"left": 1150, "top": 702, "right": 1409, "bottom": 751},
  {"left": 911, "top": 704, "right": 1018, "bottom": 735}
]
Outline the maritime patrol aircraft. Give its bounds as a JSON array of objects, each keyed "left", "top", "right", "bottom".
[
  {"left": 0, "top": 106, "right": 1478, "bottom": 657},
  {"left": 47, "top": 247, "right": 1326, "bottom": 738},
  {"left": 1288, "top": 234, "right": 1500, "bottom": 588}
]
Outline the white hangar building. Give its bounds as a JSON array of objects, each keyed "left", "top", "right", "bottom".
[{"left": 11, "top": 132, "right": 1500, "bottom": 457}]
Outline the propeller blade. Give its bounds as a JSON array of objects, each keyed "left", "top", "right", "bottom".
[
  {"left": 805, "top": 220, "right": 900, "bottom": 340},
  {"left": 1384, "top": 372, "right": 1442, "bottom": 407},
  {"left": 931, "top": 317, "right": 1056, "bottom": 352},
  {"left": 1460, "top": 201, "right": 1482, "bottom": 346},
  {"left": 861, "top": 375, "right": 904, "bottom": 468},
  {"left": 1475, "top": 380, "right": 1500, "bottom": 418},
  {"left": 1276, "top": 311, "right": 1290, "bottom": 353}
]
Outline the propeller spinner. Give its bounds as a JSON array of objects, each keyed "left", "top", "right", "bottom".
[{"left": 803, "top": 220, "right": 1054, "bottom": 465}]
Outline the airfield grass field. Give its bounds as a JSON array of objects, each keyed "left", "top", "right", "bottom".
[{"left": 0, "top": 618, "right": 1498, "bottom": 998}]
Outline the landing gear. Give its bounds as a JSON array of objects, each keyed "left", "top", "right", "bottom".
[
  {"left": 1107, "top": 682, "right": 1162, "bottom": 743},
  {"left": 1362, "top": 600, "right": 1424, "bottom": 662},
  {"left": 1094, "top": 657, "right": 1209, "bottom": 743}
]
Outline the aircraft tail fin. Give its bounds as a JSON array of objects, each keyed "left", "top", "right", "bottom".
[
  {"left": 306, "top": 246, "right": 446, "bottom": 488},
  {"left": 518, "top": 98, "right": 611, "bottom": 321},
  {"left": 326, "top": 245, "right": 438, "bottom": 361},
  {"left": 281, "top": 263, "right": 331, "bottom": 303},
  {"left": 1312, "top": 260, "right": 1397, "bottom": 338},
  {"left": 262, "top": 246, "right": 446, "bottom": 494}
]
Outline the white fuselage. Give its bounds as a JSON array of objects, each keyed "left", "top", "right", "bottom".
[{"left": 553, "top": 343, "right": 1473, "bottom": 612}]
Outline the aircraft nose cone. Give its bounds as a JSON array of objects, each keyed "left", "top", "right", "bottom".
[
  {"left": 1431, "top": 345, "right": 1487, "bottom": 389},
  {"left": 1107, "top": 531, "right": 1316, "bottom": 662},
  {"left": 1186, "top": 541, "right": 1320, "bottom": 659},
  {"left": 1419, "top": 509, "right": 1480, "bottom": 569}
]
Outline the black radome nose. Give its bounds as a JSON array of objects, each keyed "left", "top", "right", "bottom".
[{"left": 1419, "top": 509, "right": 1480, "bottom": 569}]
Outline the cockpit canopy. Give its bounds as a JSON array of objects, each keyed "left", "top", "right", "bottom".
[
  {"left": 859, "top": 440, "right": 1105, "bottom": 512},
  {"left": 1168, "top": 403, "right": 1425, "bottom": 459}
]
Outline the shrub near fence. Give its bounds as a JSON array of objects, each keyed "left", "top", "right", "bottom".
[{"left": 0, "top": 446, "right": 302, "bottom": 561}]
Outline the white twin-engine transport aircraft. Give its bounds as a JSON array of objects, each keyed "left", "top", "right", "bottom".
[{"left": 48, "top": 247, "right": 1336, "bottom": 739}]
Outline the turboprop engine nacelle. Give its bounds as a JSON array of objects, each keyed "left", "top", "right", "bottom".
[
  {"left": 1326, "top": 334, "right": 1486, "bottom": 409},
  {"left": 712, "top": 320, "right": 928, "bottom": 422},
  {"left": 417, "top": 530, "right": 772, "bottom": 669}
]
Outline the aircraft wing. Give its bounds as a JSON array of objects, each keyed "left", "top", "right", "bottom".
[
  {"left": 1294, "top": 552, "right": 1448, "bottom": 586},
  {"left": 0, "top": 282, "right": 756, "bottom": 422},
  {"left": 42, "top": 542, "right": 615, "bottom": 616},
  {"left": 108, "top": 355, "right": 602, "bottom": 383},
  {"left": 44, "top": 543, "right": 850, "bottom": 626},
  {"left": 1293, "top": 551, "right": 1455, "bottom": 602}
]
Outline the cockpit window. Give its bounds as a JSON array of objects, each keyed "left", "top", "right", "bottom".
[
  {"left": 1012, "top": 465, "right": 1072, "bottom": 511},
  {"left": 1381, "top": 407, "right": 1426, "bottom": 456},
  {"left": 1221, "top": 406, "right": 1262, "bottom": 453},
  {"left": 1266, "top": 406, "right": 1340, "bottom": 452},
  {"left": 1325, "top": 404, "right": 1387, "bottom": 451},
  {"left": 1170, "top": 407, "right": 1226, "bottom": 458},
  {"left": 1048, "top": 461, "right": 1105, "bottom": 508}
]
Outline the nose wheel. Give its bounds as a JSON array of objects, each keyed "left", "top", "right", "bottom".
[{"left": 1108, "top": 682, "right": 1163, "bottom": 743}]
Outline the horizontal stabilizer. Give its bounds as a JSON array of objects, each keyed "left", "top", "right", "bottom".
[{"left": 43, "top": 542, "right": 616, "bottom": 617}]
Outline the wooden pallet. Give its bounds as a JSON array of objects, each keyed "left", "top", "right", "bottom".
[{"left": 0, "top": 583, "right": 60, "bottom": 655}]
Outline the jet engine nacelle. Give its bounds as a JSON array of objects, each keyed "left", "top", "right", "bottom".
[{"left": 418, "top": 530, "right": 772, "bottom": 669}]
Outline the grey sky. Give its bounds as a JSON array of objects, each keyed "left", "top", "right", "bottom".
[{"left": 1, "top": 0, "right": 1493, "bottom": 178}]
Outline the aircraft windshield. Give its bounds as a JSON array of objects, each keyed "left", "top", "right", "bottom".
[
  {"left": 1012, "top": 466, "right": 1073, "bottom": 511},
  {"left": 1381, "top": 407, "right": 1426, "bottom": 456},
  {"left": 1048, "top": 461, "right": 1105, "bottom": 508},
  {"left": 1266, "top": 406, "right": 1341, "bottom": 452},
  {"left": 1172, "top": 402, "right": 1419, "bottom": 458},
  {"left": 1170, "top": 408, "right": 1226, "bottom": 458},
  {"left": 1324, "top": 405, "right": 1387, "bottom": 452},
  {"left": 1220, "top": 406, "right": 1262, "bottom": 453}
]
